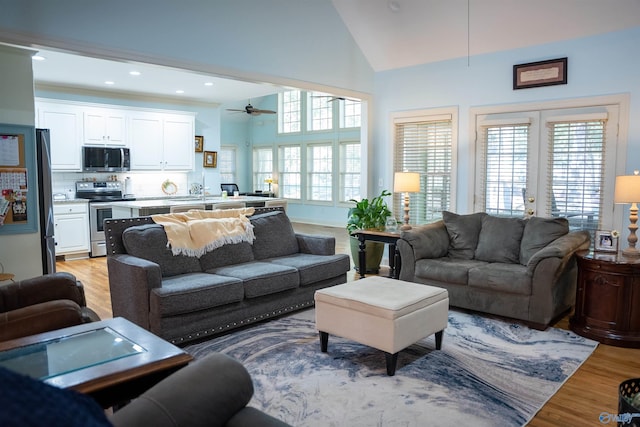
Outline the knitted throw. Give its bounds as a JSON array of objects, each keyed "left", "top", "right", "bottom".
[{"left": 151, "top": 207, "right": 255, "bottom": 257}]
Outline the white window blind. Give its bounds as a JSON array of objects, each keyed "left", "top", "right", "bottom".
[
  {"left": 478, "top": 124, "right": 530, "bottom": 216},
  {"left": 547, "top": 120, "right": 606, "bottom": 232},
  {"left": 393, "top": 116, "right": 452, "bottom": 223},
  {"left": 339, "top": 141, "right": 361, "bottom": 202},
  {"left": 307, "top": 144, "right": 332, "bottom": 201},
  {"left": 279, "top": 145, "right": 301, "bottom": 199},
  {"left": 218, "top": 146, "right": 236, "bottom": 183},
  {"left": 252, "top": 147, "right": 273, "bottom": 192}
]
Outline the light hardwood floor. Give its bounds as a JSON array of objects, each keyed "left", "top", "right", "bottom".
[{"left": 55, "top": 222, "right": 640, "bottom": 426}]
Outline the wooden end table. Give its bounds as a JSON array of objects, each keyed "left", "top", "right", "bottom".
[
  {"left": 0, "top": 317, "right": 193, "bottom": 408},
  {"left": 351, "top": 229, "right": 402, "bottom": 279},
  {"left": 570, "top": 250, "right": 640, "bottom": 348}
]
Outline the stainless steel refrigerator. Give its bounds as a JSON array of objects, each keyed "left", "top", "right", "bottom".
[{"left": 36, "top": 128, "right": 56, "bottom": 275}]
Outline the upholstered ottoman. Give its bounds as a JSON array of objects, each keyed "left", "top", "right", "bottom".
[{"left": 314, "top": 276, "right": 449, "bottom": 376}]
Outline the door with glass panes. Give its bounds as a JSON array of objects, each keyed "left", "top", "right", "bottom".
[{"left": 474, "top": 104, "right": 620, "bottom": 235}]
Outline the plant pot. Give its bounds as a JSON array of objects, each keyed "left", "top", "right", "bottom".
[{"left": 349, "top": 236, "right": 385, "bottom": 274}]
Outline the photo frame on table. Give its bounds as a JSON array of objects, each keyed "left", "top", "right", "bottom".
[
  {"left": 203, "top": 151, "right": 217, "bottom": 168},
  {"left": 513, "top": 57, "right": 567, "bottom": 90},
  {"left": 594, "top": 230, "right": 618, "bottom": 253},
  {"left": 194, "top": 135, "right": 204, "bottom": 152}
]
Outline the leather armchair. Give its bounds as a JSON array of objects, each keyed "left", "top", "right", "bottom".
[{"left": 0, "top": 272, "right": 100, "bottom": 342}]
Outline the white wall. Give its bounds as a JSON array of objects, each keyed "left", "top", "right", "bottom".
[
  {"left": 373, "top": 27, "right": 640, "bottom": 216},
  {"left": 0, "top": 44, "right": 42, "bottom": 280}
]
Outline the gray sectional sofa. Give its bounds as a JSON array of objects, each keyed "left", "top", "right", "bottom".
[
  {"left": 397, "top": 211, "right": 591, "bottom": 329},
  {"left": 105, "top": 208, "right": 350, "bottom": 344}
]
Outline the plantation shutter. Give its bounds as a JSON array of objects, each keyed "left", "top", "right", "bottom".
[
  {"left": 477, "top": 119, "right": 531, "bottom": 217},
  {"left": 546, "top": 114, "right": 607, "bottom": 232},
  {"left": 393, "top": 114, "right": 452, "bottom": 223}
]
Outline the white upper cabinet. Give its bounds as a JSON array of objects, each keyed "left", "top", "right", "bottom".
[
  {"left": 129, "top": 112, "right": 194, "bottom": 171},
  {"left": 84, "top": 108, "right": 126, "bottom": 145},
  {"left": 36, "top": 101, "right": 83, "bottom": 171}
]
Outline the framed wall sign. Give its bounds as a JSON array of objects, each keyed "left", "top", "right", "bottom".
[{"left": 513, "top": 57, "right": 568, "bottom": 90}]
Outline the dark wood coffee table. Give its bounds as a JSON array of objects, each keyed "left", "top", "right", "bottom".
[
  {"left": 0, "top": 317, "right": 193, "bottom": 408},
  {"left": 351, "top": 229, "right": 402, "bottom": 279}
]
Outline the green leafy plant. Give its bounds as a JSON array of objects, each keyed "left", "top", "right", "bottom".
[{"left": 346, "top": 190, "right": 392, "bottom": 233}]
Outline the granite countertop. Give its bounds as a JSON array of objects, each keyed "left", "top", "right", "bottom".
[
  {"left": 53, "top": 198, "right": 89, "bottom": 205},
  {"left": 110, "top": 196, "right": 281, "bottom": 209}
]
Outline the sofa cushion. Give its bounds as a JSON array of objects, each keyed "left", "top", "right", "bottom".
[
  {"left": 150, "top": 273, "right": 244, "bottom": 316},
  {"left": 414, "top": 257, "right": 487, "bottom": 285},
  {"left": 442, "top": 211, "right": 487, "bottom": 259},
  {"left": 250, "top": 211, "right": 299, "bottom": 260},
  {"left": 474, "top": 216, "right": 525, "bottom": 263},
  {"left": 269, "top": 253, "right": 351, "bottom": 286},
  {"left": 199, "top": 242, "right": 254, "bottom": 270},
  {"left": 207, "top": 261, "right": 299, "bottom": 298},
  {"left": 122, "top": 224, "right": 201, "bottom": 277},
  {"left": 519, "top": 216, "right": 569, "bottom": 265},
  {"left": 468, "top": 263, "right": 531, "bottom": 295}
]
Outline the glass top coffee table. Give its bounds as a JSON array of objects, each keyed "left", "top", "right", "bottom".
[{"left": 0, "top": 317, "right": 193, "bottom": 408}]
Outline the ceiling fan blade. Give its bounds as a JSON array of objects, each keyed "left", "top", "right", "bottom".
[
  {"left": 226, "top": 108, "right": 246, "bottom": 112},
  {"left": 252, "top": 109, "right": 276, "bottom": 114}
]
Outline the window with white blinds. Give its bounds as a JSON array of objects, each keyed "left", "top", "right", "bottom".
[
  {"left": 308, "top": 93, "right": 333, "bottom": 131},
  {"left": 478, "top": 124, "right": 530, "bottom": 216},
  {"left": 252, "top": 147, "right": 273, "bottom": 192},
  {"left": 219, "top": 146, "right": 236, "bottom": 183},
  {"left": 278, "top": 145, "right": 301, "bottom": 199},
  {"left": 307, "top": 143, "right": 333, "bottom": 201},
  {"left": 339, "top": 141, "right": 361, "bottom": 202},
  {"left": 547, "top": 119, "right": 605, "bottom": 231},
  {"left": 393, "top": 112, "right": 454, "bottom": 223},
  {"left": 278, "top": 91, "right": 301, "bottom": 134}
]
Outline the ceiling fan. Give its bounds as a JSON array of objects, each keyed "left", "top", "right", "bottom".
[{"left": 226, "top": 101, "right": 276, "bottom": 116}]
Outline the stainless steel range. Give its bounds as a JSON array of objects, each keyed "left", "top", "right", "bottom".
[{"left": 75, "top": 181, "right": 135, "bottom": 257}]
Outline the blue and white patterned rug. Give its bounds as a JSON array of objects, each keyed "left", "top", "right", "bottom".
[{"left": 185, "top": 309, "right": 597, "bottom": 427}]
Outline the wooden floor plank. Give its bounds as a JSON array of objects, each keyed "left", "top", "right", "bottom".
[{"left": 55, "top": 222, "right": 639, "bottom": 426}]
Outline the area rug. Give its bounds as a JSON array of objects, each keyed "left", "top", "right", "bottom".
[{"left": 185, "top": 309, "right": 598, "bottom": 427}]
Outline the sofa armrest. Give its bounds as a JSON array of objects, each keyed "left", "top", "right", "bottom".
[
  {"left": 526, "top": 230, "right": 591, "bottom": 276},
  {"left": 107, "top": 254, "right": 163, "bottom": 330},
  {"left": 0, "top": 272, "right": 85, "bottom": 313},
  {"left": 0, "top": 300, "right": 86, "bottom": 342},
  {"left": 110, "top": 353, "right": 272, "bottom": 427},
  {"left": 296, "top": 233, "right": 335, "bottom": 255},
  {"left": 397, "top": 221, "right": 450, "bottom": 281}
]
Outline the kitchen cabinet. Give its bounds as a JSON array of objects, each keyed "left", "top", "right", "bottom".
[
  {"left": 53, "top": 202, "right": 90, "bottom": 259},
  {"left": 129, "top": 112, "right": 195, "bottom": 171},
  {"left": 84, "top": 108, "right": 126, "bottom": 145},
  {"left": 36, "top": 101, "right": 83, "bottom": 171}
]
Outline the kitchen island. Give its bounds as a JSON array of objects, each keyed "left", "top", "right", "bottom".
[{"left": 110, "top": 196, "right": 285, "bottom": 218}]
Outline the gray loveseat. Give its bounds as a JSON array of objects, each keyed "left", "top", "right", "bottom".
[
  {"left": 397, "top": 211, "right": 591, "bottom": 329},
  {"left": 105, "top": 208, "right": 350, "bottom": 344}
]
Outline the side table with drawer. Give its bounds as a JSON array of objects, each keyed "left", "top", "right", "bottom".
[{"left": 569, "top": 250, "right": 640, "bottom": 348}]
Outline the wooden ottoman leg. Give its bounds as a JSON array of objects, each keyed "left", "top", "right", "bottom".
[
  {"left": 435, "top": 330, "right": 444, "bottom": 350},
  {"left": 385, "top": 352, "right": 398, "bottom": 376},
  {"left": 319, "top": 331, "right": 329, "bottom": 352}
]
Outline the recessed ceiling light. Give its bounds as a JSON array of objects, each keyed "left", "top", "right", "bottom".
[
  {"left": 175, "top": 90, "right": 184, "bottom": 94},
  {"left": 204, "top": 82, "right": 213, "bottom": 86},
  {"left": 104, "top": 81, "right": 115, "bottom": 85},
  {"left": 129, "top": 71, "right": 141, "bottom": 76},
  {"left": 32, "top": 55, "right": 46, "bottom": 61}
]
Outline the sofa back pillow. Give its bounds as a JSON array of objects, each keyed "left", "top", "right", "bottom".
[
  {"left": 474, "top": 216, "right": 525, "bottom": 263},
  {"left": 250, "top": 211, "right": 299, "bottom": 260},
  {"left": 122, "top": 224, "right": 201, "bottom": 277},
  {"left": 519, "top": 216, "right": 569, "bottom": 265},
  {"left": 442, "top": 211, "right": 487, "bottom": 259},
  {"left": 199, "top": 241, "right": 254, "bottom": 270}
]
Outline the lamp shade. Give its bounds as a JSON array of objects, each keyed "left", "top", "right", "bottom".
[
  {"left": 614, "top": 174, "right": 640, "bottom": 203},
  {"left": 394, "top": 172, "right": 420, "bottom": 193}
]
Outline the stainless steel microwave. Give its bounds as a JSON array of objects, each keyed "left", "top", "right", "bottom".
[{"left": 82, "top": 146, "right": 130, "bottom": 172}]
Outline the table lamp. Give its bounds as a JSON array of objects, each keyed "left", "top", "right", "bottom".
[
  {"left": 264, "top": 178, "right": 274, "bottom": 193},
  {"left": 614, "top": 170, "right": 640, "bottom": 257},
  {"left": 394, "top": 172, "right": 420, "bottom": 230}
]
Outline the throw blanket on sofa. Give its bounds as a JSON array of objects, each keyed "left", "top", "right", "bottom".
[{"left": 151, "top": 207, "right": 256, "bottom": 257}]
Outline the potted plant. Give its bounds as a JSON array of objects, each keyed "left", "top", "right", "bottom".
[{"left": 346, "top": 190, "right": 392, "bottom": 274}]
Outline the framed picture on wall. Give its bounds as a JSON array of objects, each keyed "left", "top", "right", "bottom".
[
  {"left": 203, "top": 151, "right": 217, "bottom": 168},
  {"left": 195, "top": 135, "right": 204, "bottom": 152}
]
